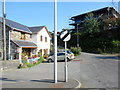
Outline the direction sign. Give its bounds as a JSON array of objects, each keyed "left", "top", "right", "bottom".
[{"left": 60, "top": 30, "right": 71, "bottom": 42}]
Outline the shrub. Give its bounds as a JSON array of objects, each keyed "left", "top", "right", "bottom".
[
  {"left": 17, "top": 64, "right": 22, "bottom": 69},
  {"left": 70, "top": 47, "right": 82, "bottom": 56},
  {"left": 39, "top": 56, "right": 44, "bottom": 61}
]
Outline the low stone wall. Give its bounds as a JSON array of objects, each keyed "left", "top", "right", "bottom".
[{"left": 0, "top": 60, "right": 20, "bottom": 71}]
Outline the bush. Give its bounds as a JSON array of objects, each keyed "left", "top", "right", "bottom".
[
  {"left": 39, "top": 56, "right": 44, "bottom": 61},
  {"left": 19, "top": 56, "right": 45, "bottom": 69},
  {"left": 70, "top": 47, "right": 82, "bottom": 56},
  {"left": 17, "top": 64, "right": 22, "bottom": 69}
]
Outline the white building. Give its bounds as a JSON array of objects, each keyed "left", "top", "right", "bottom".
[{"left": 29, "top": 26, "right": 51, "bottom": 56}]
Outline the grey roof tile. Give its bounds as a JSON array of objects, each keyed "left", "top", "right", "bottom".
[
  {"left": 11, "top": 40, "right": 37, "bottom": 47},
  {"left": 28, "top": 26, "right": 45, "bottom": 33},
  {"left": 0, "top": 17, "right": 32, "bottom": 33}
]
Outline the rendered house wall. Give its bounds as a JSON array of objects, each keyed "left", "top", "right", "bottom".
[{"left": 31, "top": 27, "right": 50, "bottom": 56}]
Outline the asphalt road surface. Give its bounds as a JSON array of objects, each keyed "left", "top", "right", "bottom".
[{"left": 1, "top": 52, "right": 119, "bottom": 88}]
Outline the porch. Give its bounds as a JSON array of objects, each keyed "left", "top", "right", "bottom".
[{"left": 11, "top": 40, "right": 37, "bottom": 61}]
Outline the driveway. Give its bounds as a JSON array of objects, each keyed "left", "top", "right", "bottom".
[{"left": 1, "top": 52, "right": 119, "bottom": 88}]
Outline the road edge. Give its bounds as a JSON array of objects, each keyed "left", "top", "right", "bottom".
[{"left": 74, "top": 79, "right": 82, "bottom": 88}]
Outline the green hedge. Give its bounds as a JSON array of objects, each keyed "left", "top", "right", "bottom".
[
  {"left": 70, "top": 47, "right": 82, "bottom": 56},
  {"left": 81, "top": 38, "right": 120, "bottom": 54}
]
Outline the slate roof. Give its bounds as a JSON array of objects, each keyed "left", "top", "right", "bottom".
[
  {"left": 0, "top": 17, "right": 32, "bottom": 34},
  {"left": 28, "top": 26, "right": 45, "bottom": 33},
  {"left": 29, "top": 26, "right": 52, "bottom": 38},
  {"left": 71, "top": 7, "right": 119, "bottom": 18},
  {"left": 11, "top": 40, "right": 37, "bottom": 48},
  {"left": 0, "top": 17, "right": 51, "bottom": 37}
]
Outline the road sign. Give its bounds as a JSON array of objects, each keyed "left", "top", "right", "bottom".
[
  {"left": 60, "top": 30, "right": 71, "bottom": 82},
  {"left": 60, "top": 30, "right": 71, "bottom": 42}
]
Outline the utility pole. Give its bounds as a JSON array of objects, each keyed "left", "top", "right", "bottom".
[
  {"left": 2, "top": 0, "right": 6, "bottom": 61},
  {"left": 77, "top": 24, "right": 79, "bottom": 47},
  {"left": 54, "top": 0, "right": 57, "bottom": 83}
]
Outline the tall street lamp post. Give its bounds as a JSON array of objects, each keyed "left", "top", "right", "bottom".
[{"left": 54, "top": 0, "right": 58, "bottom": 83}]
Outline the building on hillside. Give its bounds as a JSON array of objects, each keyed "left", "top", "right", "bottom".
[
  {"left": 29, "top": 26, "right": 51, "bottom": 56},
  {"left": 0, "top": 17, "right": 51, "bottom": 62},
  {"left": 69, "top": 7, "right": 120, "bottom": 32}
]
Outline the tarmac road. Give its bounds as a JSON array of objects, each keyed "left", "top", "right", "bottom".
[
  {"left": 1, "top": 52, "right": 119, "bottom": 88},
  {"left": 69, "top": 52, "right": 119, "bottom": 88}
]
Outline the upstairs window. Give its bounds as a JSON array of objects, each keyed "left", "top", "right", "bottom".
[
  {"left": 40, "top": 36, "right": 43, "bottom": 41},
  {"left": 30, "top": 34, "right": 32, "bottom": 38},
  {"left": 45, "top": 37, "right": 47, "bottom": 42},
  {"left": 21, "top": 32, "right": 25, "bottom": 40}
]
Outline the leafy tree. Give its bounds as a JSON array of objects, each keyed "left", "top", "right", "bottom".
[
  {"left": 82, "top": 13, "right": 100, "bottom": 34},
  {"left": 116, "top": 18, "right": 120, "bottom": 28}
]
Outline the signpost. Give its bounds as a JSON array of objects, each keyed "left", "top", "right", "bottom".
[{"left": 60, "top": 30, "right": 71, "bottom": 82}]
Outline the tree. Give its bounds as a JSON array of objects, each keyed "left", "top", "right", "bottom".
[
  {"left": 82, "top": 13, "right": 100, "bottom": 34},
  {"left": 116, "top": 18, "right": 120, "bottom": 28}
]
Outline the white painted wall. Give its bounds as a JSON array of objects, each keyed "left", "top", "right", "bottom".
[
  {"left": 31, "top": 27, "right": 50, "bottom": 56},
  {"left": 31, "top": 34, "right": 37, "bottom": 44}
]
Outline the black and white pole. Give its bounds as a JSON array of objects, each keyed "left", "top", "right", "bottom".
[
  {"left": 54, "top": 0, "right": 57, "bottom": 83},
  {"left": 65, "top": 41, "right": 67, "bottom": 82},
  {"left": 60, "top": 30, "right": 71, "bottom": 82}
]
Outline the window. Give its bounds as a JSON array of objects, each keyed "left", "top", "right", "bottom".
[
  {"left": 30, "top": 34, "right": 32, "bottom": 38},
  {"left": 57, "top": 53, "right": 65, "bottom": 56},
  {"left": 21, "top": 32, "right": 25, "bottom": 40},
  {"left": 45, "top": 37, "right": 47, "bottom": 42},
  {"left": 40, "top": 36, "right": 43, "bottom": 41}
]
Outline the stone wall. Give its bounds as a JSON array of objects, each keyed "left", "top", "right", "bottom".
[
  {"left": 10, "top": 41, "right": 19, "bottom": 59},
  {"left": 11, "top": 30, "right": 21, "bottom": 40},
  {"left": 6, "top": 27, "right": 11, "bottom": 60},
  {"left": 0, "top": 23, "right": 10, "bottom": 60},
  {"left": 0, "top": 23, "right": 3, "bottom": 60},
  {"left": 11, "top": 30, "right": 31, "bottom": 41},
  {"left": 25, "top": 33, "right": 31, "bottom": 40},
  {"left": 0, "top": 25, "right": 32, "bottom": 60}
]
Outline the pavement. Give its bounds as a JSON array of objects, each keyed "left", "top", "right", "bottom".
[
  {"left": 1, "top": 52, "right": 119, "bottom": 88},
  {"left": 1, "top": 78, "right": 81, "bottom": 88},
  {"left": 1, "top": 60, "right": 82, "bottom": 88}
]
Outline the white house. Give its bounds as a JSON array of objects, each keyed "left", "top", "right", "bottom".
[{"left": 29, "top": 26, "right": 51, "bottom": 56}]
